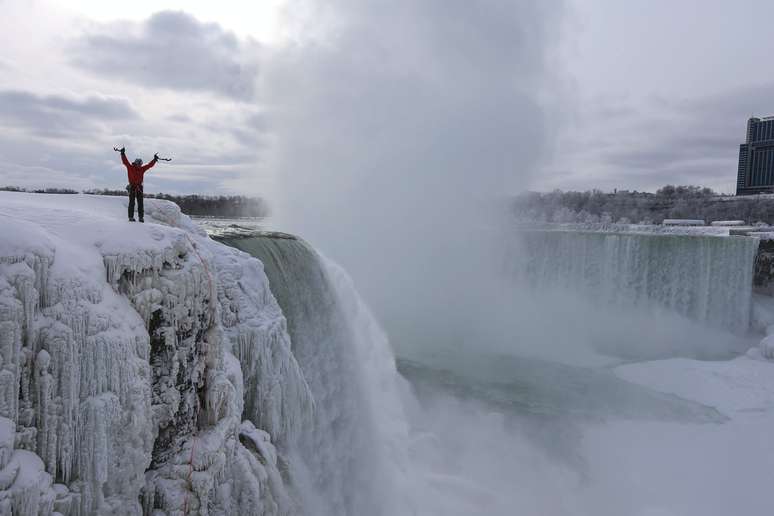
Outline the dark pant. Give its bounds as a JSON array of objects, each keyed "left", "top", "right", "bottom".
[{"left": 128, "top": 184, "right": 144, "bottom": 220}]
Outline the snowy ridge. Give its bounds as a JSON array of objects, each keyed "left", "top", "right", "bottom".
[{"left": 0, "top": 193, "right": 312, "bottom": 515}]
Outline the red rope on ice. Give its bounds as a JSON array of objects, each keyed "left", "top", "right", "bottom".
[{"left": 181, "top": 233, "right": 216, "bottom": 515}]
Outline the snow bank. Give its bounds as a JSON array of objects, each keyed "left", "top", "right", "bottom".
[
  {"left": 615, "top": 357, "right": 774, "bottom": 416},
  {"left": 0, "top": 193, "right": 312, "bottom": 515},
  {"left": 570, "top": 356, "right": 774, "bottom": 516}
]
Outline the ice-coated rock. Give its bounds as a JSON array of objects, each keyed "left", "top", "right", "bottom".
[{"left": 0, "top": 193, "right": 312, "bottom": 515}]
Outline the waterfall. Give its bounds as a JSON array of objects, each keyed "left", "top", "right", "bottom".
[
  {"left": 218, "top": 233, "right": 409, "bottom": 516},
  {"left": 513, "top": 229, "right": 759, "bottom": 334}
]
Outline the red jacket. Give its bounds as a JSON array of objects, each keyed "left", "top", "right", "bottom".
[{"left": 122, "top": 152, "right": 157, "bottom": 185}]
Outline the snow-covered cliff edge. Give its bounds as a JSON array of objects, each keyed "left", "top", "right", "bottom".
[{"left": 0, "top": 193, "right": 312, "bottom": 515}]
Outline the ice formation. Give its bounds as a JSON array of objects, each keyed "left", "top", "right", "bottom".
[{"left": 0, "top": 193, "right": 313, "bottom": 515}]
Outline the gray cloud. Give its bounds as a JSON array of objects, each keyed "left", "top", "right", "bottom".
[
  {"left": 547, "top": 82, "right": 774, "bottom": 193},
  {"left": 0, "top": 87, "right": 257, "bottom": 194},
  {"left": 0, "top": 128, "right": 255, "bottom": 194},
  {"left": 166, "top": 113, "right": 193, "bottom": 124},
  {"left": 0, "top": 133, "right": 121, "bottom": 190},
  {"left": 603, "top": 136, "right": 736, "bottom": 170},
  {"left": 0, "top": 89, "right": 137, "bottom": 137},
  {"left": 229, "top": 112, "right": 269, "bottom": 147},
  {"left": 71, "top": 11, "right": 259, "bottom": 101}
]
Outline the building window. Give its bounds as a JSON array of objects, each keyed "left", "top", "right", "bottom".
[{"left": 769, "top": 150, "right": 774, "bottom": 184}]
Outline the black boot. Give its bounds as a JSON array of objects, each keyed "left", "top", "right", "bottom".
[{"left": 129, "top": 217, "right": 136, "bottom": 222}]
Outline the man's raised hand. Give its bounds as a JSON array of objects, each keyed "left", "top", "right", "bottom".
[{"left": 113, "top": 147, "right": 125, "bottom": 153}]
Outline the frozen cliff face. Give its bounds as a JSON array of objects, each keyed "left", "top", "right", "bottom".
[{"left": 0, "top": 193, "right": 311, "bottom": 515}]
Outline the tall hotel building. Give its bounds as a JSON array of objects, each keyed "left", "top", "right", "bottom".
[{"left": 737, "top": 116, "right": 774, "bottom": 195}]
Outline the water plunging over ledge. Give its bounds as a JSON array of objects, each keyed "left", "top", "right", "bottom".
[{"left": 512, "top": 227, "right": 760, "bottom": 334}]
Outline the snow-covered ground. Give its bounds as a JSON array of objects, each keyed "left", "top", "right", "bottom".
[{"left": 577, "top": 355, "right": 774, "bottom": 516}]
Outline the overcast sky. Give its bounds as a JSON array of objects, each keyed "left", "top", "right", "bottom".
[
  {"left": 552, "top": 0, "right": 774, "bottom": 194},
  {"left": 1, "top": 0, "right": 773, "bottom": 196}
]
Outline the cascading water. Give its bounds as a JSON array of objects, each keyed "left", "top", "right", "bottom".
[
  {"left": 204, "top": 221, "right": 766, "bottom": 516},
  {"left": 513, "top": 229, "right": 759, "bottom": 334},
  {"left": 205, "top": 221, "right": 766, "bottom": 516},
  {"left": 217, "top": 232, "right": 407, "bottom": 516}
]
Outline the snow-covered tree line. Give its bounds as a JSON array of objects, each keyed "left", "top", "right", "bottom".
[
  {"left": 514, "top": 185, "right": 774, "bottom": 225},
  {"left": 0, "top": 186, "right": 270, "bottom": 218}
]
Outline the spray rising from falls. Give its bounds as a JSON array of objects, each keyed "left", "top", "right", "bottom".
[{"left": 512, "top": 229, "right": 759, "bottom": 334}]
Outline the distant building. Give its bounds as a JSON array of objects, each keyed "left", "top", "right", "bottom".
[{"left": 737, "top": 116, "right": 774, "bottom": 195}]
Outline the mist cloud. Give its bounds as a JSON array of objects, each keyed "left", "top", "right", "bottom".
[{"left": 261, "top": 0, "right": 567, "bottom": 339}]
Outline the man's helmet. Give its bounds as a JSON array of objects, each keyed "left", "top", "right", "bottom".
[{"left": 133, "top": 158, "right": 143, "bottom": 167}]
